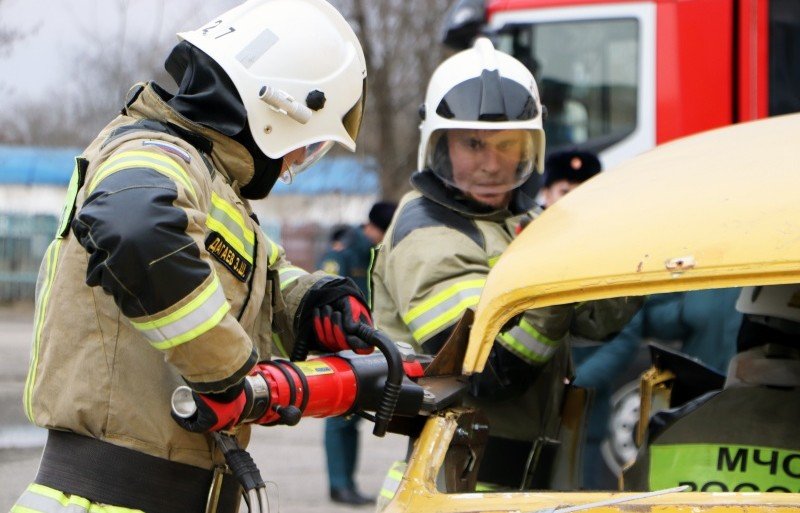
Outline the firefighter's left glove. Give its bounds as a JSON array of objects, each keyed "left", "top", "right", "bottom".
[
  {"left": 298, "top": 277, "right": 375, "bottom": 355},
  {"left": 171, "top": 381, "right": 247, "bottom": 433}
]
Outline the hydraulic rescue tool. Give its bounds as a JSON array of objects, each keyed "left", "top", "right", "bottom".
[{"left": 172, "top": 324, "right": 450, "bottom": 513}]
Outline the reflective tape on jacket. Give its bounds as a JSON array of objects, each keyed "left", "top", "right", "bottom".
[
  {"left": 88, "top": 150, "right": 196, "bottom": 202},
  {"left": 497, "top": 319, "right": 561, "bottom": 364},
  {"left": 278, "top": 266, "right": 307, "bottom": 290},
  {"left": 402, "top": 279, "right": 485, "bottom": 343},
  {"left": 206, "top": 192, "right": 255, "bottom": 264},
  {"left": 130, "top": 275, "right": 230, "bottom": 350},
  {"left": 379, "top": 460, "right": 407, "bottom": 501},
  {"left": 266, "top": 237, "right": 280, "bottom": 266},
  {"left": 24, "top": 239, "right": 62, "bottom": 422},
  {"left": 13, "top": 483, "right": 141, "bottom": 513}
]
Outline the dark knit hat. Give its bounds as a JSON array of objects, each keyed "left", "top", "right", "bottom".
[
  {"left": 368, "top": 201, "right": 397, "bottom": 233},
  {"left": 543, "top": 150, "right": 602, "bottom": 188}
]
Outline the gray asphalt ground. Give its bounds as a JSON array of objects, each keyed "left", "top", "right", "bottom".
[{"left": 0, "top": 305, "right": 408, "bottom": 513}]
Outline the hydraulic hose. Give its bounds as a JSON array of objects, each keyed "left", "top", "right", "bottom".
[{"left": 351, "top": 323, "right": 403, "bottom": 437}]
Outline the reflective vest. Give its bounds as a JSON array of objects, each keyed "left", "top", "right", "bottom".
[{"left": 623, "top": 348, "right": 800, "bottom": 492}]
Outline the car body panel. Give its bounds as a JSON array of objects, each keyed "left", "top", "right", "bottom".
[{"left": 467, "top": 113, "right": 800, "bottom": 374}]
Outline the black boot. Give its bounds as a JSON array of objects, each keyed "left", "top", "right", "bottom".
[{"left": 329, "top": 487, "right": 375, "bottom": 506}]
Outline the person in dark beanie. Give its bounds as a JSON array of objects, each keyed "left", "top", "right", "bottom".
[
  {"left": 318, "top": 200, "right": 397, "bottom": 505},
  {"left": 365, "top": 201, "right": 397, "bottom": 244},
  {"left": 541, "top": 149, "right": 602, "bottom": 207}
]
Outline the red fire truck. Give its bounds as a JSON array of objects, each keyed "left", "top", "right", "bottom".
[{"left": 443, "top": 0, "right": 800, "bottom": 168}]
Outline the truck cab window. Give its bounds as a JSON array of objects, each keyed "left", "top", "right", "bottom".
[
  {"left": 769, "top": 0, "right": 800, "bottom": 116},
  {"left": 495, "top": 18, "right": 639, "bottom": 154}
]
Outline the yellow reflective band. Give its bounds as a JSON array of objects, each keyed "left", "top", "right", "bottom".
[
  {"left": 209, "top": 193, "right": 253, "bottom": 242},
  {"left": 404, "top": 279, "right": 485, "bottom": 323},
  {"left": 388, "top": 468, "right": 405, "bottom": 480},
  {"left": 26, "top": 483, "right": 67, "bottom": 503},
  {"left": 379, "top": 460, "right": 406, "bottom": 500},
  {"left": 279, "top": 266, "right": 307, "bottom": 290},
  {"left": 207, "top": 193, "right": 255, "bottom": 263},
  {"left": 133, "top": 277, "right": 220, "bottom": 330},
  {"left": 89, "top": 151, "right": 195, "bottom": 200},
  {"left": 267, "top": 238, "right": 280, "bottom": 266},
  {"left": 206, "top": 217, "right": 252, "bottom": 263},
  {"left": 130, "top": 276, "right": 231, "bottom": 350},
  {"left": 11, "top": 506, "right": 39, "bottom": 513},
  {"left": 499, "top": 331, "right": 549, "bottom": 363},
  {"left": 150, "top": 300, "right": 230, "bottom": 351},
  {"left": 650, "top": 443, "right": 800, "bottom": 493},
  {"left": 402, "top": 279, "right": 484, "bottom": 343},
  {"left": 17, "top": 483, "right": 144, "bottom": 513},
  {"left": 410, "top": 295, "right": 480, "bottom": 342},
  {"left": 25, "top": 240, "right": 62, "bottom": 422},
  {"left": 518, "top": 319, "right": 560, "bottom": 347},
  {"left": 56, "top": 161, "right": 80, "bottom": 239},
  {"left": 488, "top": 255, "right": 501, "bottom": 268},
  {"left": 272, "top": 333, "right": 288, "bottom": 358}
]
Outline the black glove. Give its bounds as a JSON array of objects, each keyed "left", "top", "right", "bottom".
[
  {"left": 296, "top": 277, "right": 375, "bottom": 355},
  {"left": 171, "top": 382, "right": 246, "bottom": 433}
]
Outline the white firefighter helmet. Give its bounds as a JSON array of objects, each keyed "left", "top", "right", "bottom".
[
  {"left": 736, "top": 285, "right": 800, "bottom": 326},
  {"left": 418, "top": 37, "right": 545, "bottom": 194},
  {"left": 179, "top": 0, "right": 366, "bottom": 178}
]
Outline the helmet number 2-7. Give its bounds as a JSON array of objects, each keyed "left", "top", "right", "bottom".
[{"left": 202, "top": 20, "right": 236, "bottom": 39}]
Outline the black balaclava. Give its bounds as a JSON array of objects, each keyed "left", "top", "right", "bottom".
[{"left": 161, "top": 41, "right": 282, "bottom": 199}]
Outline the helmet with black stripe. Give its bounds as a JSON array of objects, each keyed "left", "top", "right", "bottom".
[{"left": 418, "top": 38, "right": 544, "bottom": 207}]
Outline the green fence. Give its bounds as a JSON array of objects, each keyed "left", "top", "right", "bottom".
[{"left": 0, "top": 214, "right": 58, "bottom": 302}]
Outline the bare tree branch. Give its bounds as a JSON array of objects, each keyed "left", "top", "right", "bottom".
[{"left": 334, "top": 0, "right": 451, "bottom": 200}]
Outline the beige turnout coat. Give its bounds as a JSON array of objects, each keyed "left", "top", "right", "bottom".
[{"left": 23, "top": 82, "right": 322, "bottom": 469}]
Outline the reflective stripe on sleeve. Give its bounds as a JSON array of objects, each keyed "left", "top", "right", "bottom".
[
  {"left": 13, "top": 483, "right": 142, "bottom": 513},
  {"left": 207, "top": 192, "right": 255, "bottom": 264},
  {"left": 88, "top": 150, "right": 196, "bottom": 201},
  {"left": 130, "top": 275, "right": 230, "bottom": 350},
  {"left": 497, "top": 318, "right": 561, "bottom": 364},
  {"left": 267, "top": 238, "right": 280, "bottom": 266},
  {"left": 278, "top": 266, "right": 307, "bottom": 290},
  {"left": 402, "top": 279, "right": 485, "bottom": 343}
]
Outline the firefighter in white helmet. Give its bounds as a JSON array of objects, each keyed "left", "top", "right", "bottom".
[
  {"left": 12, "top": 2, "right": 371, "bottom": 512},
  {"left": 371, "top": 38, "right": 642, "bottom": 493},
  {"left": 623, "top": 284, "right": 800, "bottom": 492}
]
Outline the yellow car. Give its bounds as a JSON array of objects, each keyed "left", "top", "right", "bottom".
[{"left": 383, "top": 113, "right": 800, "bottom": 512}]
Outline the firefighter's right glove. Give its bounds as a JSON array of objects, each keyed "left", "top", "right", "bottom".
[
  {"left": 297, "top": 276, "right": 375, "bottom": 356},
  {"left": 313, "top": 295, "right": 374, "bottom": 354},
  {"left": 171, "top": 381, "right": 247, "bottom": 433}
]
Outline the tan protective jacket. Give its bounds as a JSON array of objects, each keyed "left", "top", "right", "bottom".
[
  {"left": 23, "top": 83, "right": 319, "bottom": 469},
  {"left": 372, "top": 172, "right": 641, "bottom": 440}
]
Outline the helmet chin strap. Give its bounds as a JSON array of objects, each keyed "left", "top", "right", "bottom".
[
  {"left": 237, "top": 124, "right": 283, "bottom": 199},
  {"left": 163, "top": 41, "right": 283, "bottom": 199}
]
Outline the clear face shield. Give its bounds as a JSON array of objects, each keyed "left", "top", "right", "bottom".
[
  {"left": 279, "top": 80, "right": 366, "bottom": 184},
  {"left": 426, "top": 128, "right": 539, "bottom": 206}
]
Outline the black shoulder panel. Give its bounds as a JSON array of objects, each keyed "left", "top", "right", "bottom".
[
  {"left": 392, "top": 196, "right": 484, "bottom": 249},
  {"left": 72, "top": 168, "right": 210, "bottom": 318}
]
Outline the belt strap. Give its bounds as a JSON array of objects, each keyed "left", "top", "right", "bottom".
[{"left": 35, "top": 430, "right": 240, "bottom": 513}]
